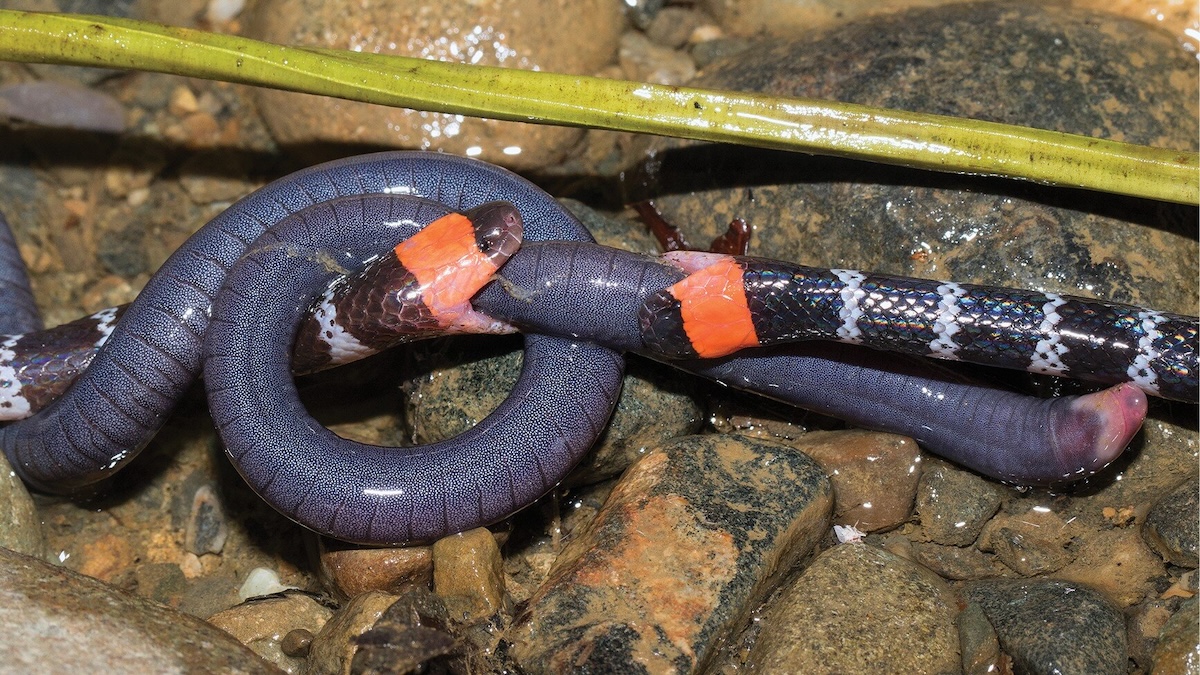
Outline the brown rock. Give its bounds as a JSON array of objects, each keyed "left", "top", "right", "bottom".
[
  {"left": 1058, "top": 527, "right": 1166, "bottom": 608},
  {"left": 318, "top": 538, "right": 432, "bottom": 601},
  {"left": 791, "top": 429, "right": 922, "bottom": 532},
  {"left": 207, "top": 592, "right": 335, "bottom": 674},
  {"left": 246, "top": 0, "right": 622, "bottom": 170},
  {"left": 306, "top": 590, "right": 399, "bottom": 675},
  {"left": 432, "top": 527, "right": 506, "bottom": 621}
]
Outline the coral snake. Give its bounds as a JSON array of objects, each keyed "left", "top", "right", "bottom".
[{"left": 0, "top": 152, "right": 1194, "bottom": 544}]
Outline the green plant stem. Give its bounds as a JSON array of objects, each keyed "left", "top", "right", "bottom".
[{"left": 0, "top": 10, "right": 1196, "bottom": 204}]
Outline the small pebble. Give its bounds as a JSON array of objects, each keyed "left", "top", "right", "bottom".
[
  {"left": 792, "top": 429, "right": 922, "bottom": 532},
  {"left": 957, "top": 601, "right": 1004, "bottom": 675},
  {"left": 279, "top": 628, "right": 314, "bottom": 657},
  {"left": 238, "top": 567, "right": 296, "bottom": 602},
  {"left": 0, "top": 453, "right": 45, "bottom": 558}
]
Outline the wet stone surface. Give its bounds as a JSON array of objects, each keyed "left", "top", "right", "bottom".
[
  {"left": 1142, "top": 476, "right": 1200, "bottom": 568},
  {"left": 742, "top": 542, "right": 961, "bottom": 674},
  {"left": 508, "top": 434, "right": 832, "bottom": 673},
  {"left": 915, "top": 460, "right": 1004, "bottom": 547},
  {"left": 962, "top": 579, "right": 1129, "bottom": 675}
]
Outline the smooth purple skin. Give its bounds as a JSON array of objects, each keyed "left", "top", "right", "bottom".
[{"left": 474, "top": 241, "right": 1147, "bottom": 486}]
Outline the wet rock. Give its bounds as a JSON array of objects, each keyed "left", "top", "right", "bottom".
[
  {"left": 317, "top": 538, "right": 432, "bottom": 602},
  {"left": 1126, "top": 597, "right": 1185, "bottom": 671},
  {"left": 432, "top": 527, "right": 506, "bottom": 621},
  {"left": 509, "top": 434, "right": 832, "bottom": 672},
  {"left": 1143, "top": 476, "right": 1200, "bottom": 568},
  {"left": 915, "top": 460, "right": 1004, "bottom": 547},
  {"left": 962, "top": 579, "right": 1127, "bottom": 675},
  {"left": 744, "top": 543, "right": 961, "bottom": 673},
  {"left": 0, "top": 450, "right": 44, "bottom": 557},
  {"left": 1152, "top": 597, "right": 1200, "bottom": 675},
  {"left": 911, "top": 541, "right": 1008, "bottom": 581},
  {"left": 1057, "top": 527, "right": 1165, "bottom": 607},
  {"left": 646, "top": 3, "right": 1198, "bottom": 316},
  {"left": 790, "top": 429, "right": 921, "bottom": 532},
  {"left": 0, "top": 547, "right": 279, "bottom": 673},
  {"left": 978, "top": 506, "right": 1079, "bottom": 576},
  {"left": 207, "top": 592, "right": 335, "bottom": 674},
  {"left": 246, "top": 0, "right": 622, "bottom": 170},
  {"left": 957, "top": 601, "right": 1004, "bottom": 675},
  {"left": 306, "top": 590, "right": 399, "bottom": 675}
]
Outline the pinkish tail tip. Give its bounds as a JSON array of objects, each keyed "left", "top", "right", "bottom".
[{"left": 1063, "top": 382, "right": 1148, "bottom": 475}]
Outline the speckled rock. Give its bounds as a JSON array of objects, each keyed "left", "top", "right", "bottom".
[
  {"left": 246, "top": 0, "right": 622, "bottom": 170},
  {"left": 743, "top": 542, "right": 961, "bottom": 673},
  {"left": 317, "top": 538, "right": 432, "bottom": 602},
  {"left": 1143, "top": 476, "right": 1200, "bottom": 568},
  {"left": 508, "top": 434, "right": 832, "bottom": 673},
  {"left": 789, "top": 429, "right": 921, "bottom": 532},
  {"left": 1152, "top": 597, "right": 1200, "bottom": 675},
  {"left": 962, "top": 579, "right": 1127, "bottom": 675},
  {"left": 915, "top": 460, "right": 1004, "bottom": 547},
  {"left": 645, "top": 3, "right": 1198, "bottom": 317},
  {"left": 0, "top": 546, "right": 280, "bottom": 674},
  {"left": 432, "top": 527, "right": 506, "bottom": 621},
  {"left": 206, "top": 592, "right": 335, "bottom": 674},
  {"left": 0, "top": 450, "right": 44, "bottom": 557}
]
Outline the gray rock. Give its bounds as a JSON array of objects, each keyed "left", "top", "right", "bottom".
[
  {"left": 1152, "top": 596, "right": 1199, "bottom": 675},
  {"left": 0, "top": 451, "right": 44, "bottom": 558},
  {"left": 744, "top": 543, "right": 961, "bottom": 674},
  {"left": 1143, "top": 476, "right": 1200, "bottom": 568},
  {"left": 916, "top": 460, "right": 1004, "bottom": 547},
  {"left": 962, "top": 579, "right": 1127, "bottom": 675},
  {"left": 0, "top": 546, "right": 280, "bottom": 674},
  {"left": 508, "top": 434, "right": 832, "bottom": 673}
]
